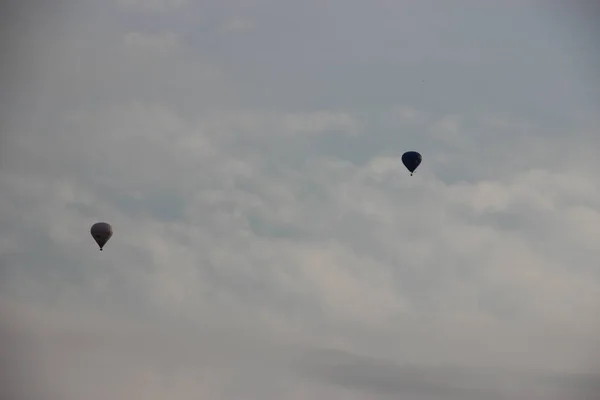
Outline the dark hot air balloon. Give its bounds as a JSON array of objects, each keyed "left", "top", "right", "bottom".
[
  {"left": 401, "top": 151, "right": 422, "bottom": 176},
  {"left": 90, "top": 222, "right": 113, "bottom": 251}
]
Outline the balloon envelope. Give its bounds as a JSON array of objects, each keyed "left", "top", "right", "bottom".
[
  {"left": 401, "top": 151, "right": 422, "bottom": 175},
  {"left": 90, "top": 222, "right": 113, "bottom": 250}
]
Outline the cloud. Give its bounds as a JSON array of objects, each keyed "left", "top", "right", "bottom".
[
  {"left": 3, "top": 97, "right": 600, "bottom": 397},
  {"left": 1, "top": 0, "right": 599, "bottom": 399},
  {"left": 116, "top": 0, "right": 188, "bottom": 12},
  {"left": 218, "top": 17, "right": 256, "bottom": 34},
  {"left": 298, "top": 348, "right": 600, "bottom": 400},
  {"left": 2, "top": 302, "right": 599, "bottom": 400},
  {"left": 123, "top": 31, "right": 181, "bottom": 54}
]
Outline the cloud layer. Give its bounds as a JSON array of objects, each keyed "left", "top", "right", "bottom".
[{"left": 1, "top": 0, "right": 599, "bottom": 399}]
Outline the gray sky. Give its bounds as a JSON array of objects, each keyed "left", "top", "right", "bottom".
[{"left": 1, "top": 0, "right": 600, "bottom": 399}]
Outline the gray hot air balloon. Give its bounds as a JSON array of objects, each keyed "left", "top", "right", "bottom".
[{"left": 90, "top": 222, "right": 113, "bottom": 251}]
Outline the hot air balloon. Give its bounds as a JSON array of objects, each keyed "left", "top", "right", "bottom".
[
  {"left": 90, "top": 222, "right": 113, "bottom": 251},
  {"left": 401, "top": 151, "right": 422, "bottom": 176}
]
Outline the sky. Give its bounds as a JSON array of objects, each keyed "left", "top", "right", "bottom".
[{"left": 1, "top": 0, "right": 600, "bottom": 399}]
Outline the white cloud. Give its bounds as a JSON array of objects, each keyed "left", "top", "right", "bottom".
[
  {"left": 429, "top": 114, "right": 469, "bottom": 149},
  {"left": 388, "top": 106, "right": 428, "bottom": 126},
  {"left": 3, "top": 95, "right": 600, "bottom": 397}
]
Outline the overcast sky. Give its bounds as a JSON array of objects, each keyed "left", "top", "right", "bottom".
[{"left": 1, "top": 0, "right": 600, "bottom": 399}]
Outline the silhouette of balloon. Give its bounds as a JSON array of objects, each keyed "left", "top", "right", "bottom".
[
  {"left": 90, "top": 222, "right": 113, "bottom": 251},
  {"left": 401, "top": 151, "right": 422, "bottom": 176}
]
